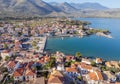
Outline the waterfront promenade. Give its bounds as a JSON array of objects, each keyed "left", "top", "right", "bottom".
[{"left": 38, "top": 36, "right": 47, "bottom": 53}]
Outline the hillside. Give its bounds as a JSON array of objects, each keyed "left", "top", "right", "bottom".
[{"left": 0, "top": 0, "right": 120, "bottom": 18}]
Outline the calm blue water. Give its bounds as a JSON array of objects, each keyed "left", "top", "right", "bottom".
[{"left": 45, "top": 18, "right": 120, "bottom": 61}]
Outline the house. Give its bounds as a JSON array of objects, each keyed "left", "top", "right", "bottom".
[
  {"left": 7, "top": 61, "right": 20, "bottom": 72},
  {"left": 25, "top": 62, "right": 34, "bottom": 70},
  {"left": 111, "top": 61, "right": 120, "bottom": 68},
  {"left": 81, "top": 58, "right": 92, "bottom": 65},
  {"left": 57, "top": 63, "right": 64, "bottom": 71},
  {"left": 14, "top": 68, "right": 24, "bottom": 81},
  {"left": 116, "top": 73, "right": 120, "bottom": 81},
  {"left": 103, "top": 71, "right": 116, "bottom": 83},
  {"left": 25, "top": 69, "right": 36, "bottom": 81},
  {"left": 105, "top": 61, "right": 120, "bottom": 68},
  {"left": 87, "top": 70, "right": 103, "bottom": 84},
  {"left": 1, "top": 50, "right": 13, "bottom": 60},
  {"left": 65, "top": 56, "right": 75, "bottom": 62},
  {"left": 65, "top": 67, "right": 79, "bottom": 78},
  {"left": 48, "top": 70, "right": 64, "bottom": 84},
  {"left": 78, "top": 62, "right": 92, "bottom": 74},
  {"left": 96, "top": 58, "right": 103, "bottom": 64},
  {"left": 105, "top": 62, "right": 113, "bottom": 68},
  {"left": 56, "top": 51, "right": 65, "bottom": 63}
]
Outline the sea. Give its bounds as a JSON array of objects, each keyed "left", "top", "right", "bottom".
[{"left": 45, "top": 18, "right": 120, "bottom": 61}]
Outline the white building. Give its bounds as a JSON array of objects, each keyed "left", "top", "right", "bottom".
[{"left": 1, "top": 50, "right": 13, "bottom": 60}]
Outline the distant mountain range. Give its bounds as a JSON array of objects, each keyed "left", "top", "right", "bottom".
[{"left": 0, "top": 0, "right": 120, "bottom": 18}]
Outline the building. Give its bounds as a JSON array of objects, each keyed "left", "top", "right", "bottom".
[
  {"left": 103, "top": 71, "right": 116, "bottom": 83},
  {"left": 81, "top": 58, "right": 92, "bottom": 65},
  {"left": 14, "top": 68, "right": 24, "bottom": 81},
  {"left": 87, "top": 70, "right": 103, "bottom": 84},
  {"left": 25, "top": 69, "right": 36, "bottom": 81},
  {"left": 1, "top": 50, "right": 13, "bottom": 60},
  {"left": 96, "top": 58, "right": 103, "bottom": 64},
  {"left": 48, "top": 70, "right": 64, "bottom": 84},
  {"left": 78, "top": 62, "right": 93, "bottom": 74},
  {"left": 7, "top": 61, "right": 20, "bottom": 72}
]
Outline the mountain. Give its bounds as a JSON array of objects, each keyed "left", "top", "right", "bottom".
[
  {"left": 50, "top": 2, "right": 77, "bottom": 13},
  {"left": 70, "top": 2, "right": 109, "bottom": 10},
  {"left": 0, "top": 0, "right": 62, "bottom": 17},
  {"left": 1, "top": 0, "right": 120, "bottom": 18}
]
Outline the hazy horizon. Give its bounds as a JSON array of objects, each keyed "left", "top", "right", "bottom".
[{"left": 44, "top": 0, "right": 120, "bottom": 8}]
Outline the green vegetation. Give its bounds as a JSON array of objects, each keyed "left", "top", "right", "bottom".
[
  {"left": 75, "top": 52, "right": 82, "bottom": 61},
  {"left": 58, "top": 19, "right": 90, "bottom": 26},
  {"left": 109, "top": 67, "right": 120, "bottom": 74},
  {"left": 5, "top": 76, "right": 14, "bottom": 84},
  {"left": 65, "top": 61, "right": 72, "bottom": 67},
  {"left": 32, "top": 41, "right": 37, "bottom": 47},
  {"left": 3, "top": 43, "right": 8, "bottom": 49},
  {"left": 42, "top": 56, "right": 56, "bottom": 70},
  {"left": 75, "top": 52, "right": 82, "bottom": 58},
  {"left": 65, "top": 60, "right": 76, "bottom": 67},
  {"left": 1, "top": 67, "right": 8, "bottom": 73},
  {"left": 77, "top": 75, "right": 82, "bottom": 81},
  {"left": 91, "top": 61, "right": 97, "bottom": 67},
  {"left": 5, "top": 56, "right": 10, "bottom": 61},
  {"left": 86, "top": 29, "right": 110, "bottom": 34}
]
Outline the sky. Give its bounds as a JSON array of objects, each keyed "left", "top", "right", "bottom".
[{"left": 44, "top": 0, "right": 120, "bottom": 8}]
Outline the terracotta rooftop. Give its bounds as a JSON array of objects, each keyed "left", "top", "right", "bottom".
[
  {"left": 7, "top": 61, "right": 17, "bottom": 68},
  {"left": 14, "top": 68, "right": 24, "bottom": 77},
  {"left": 96, "top": 58, "right": 103, "bottom": 63},
  {"left": 25, "top": 69, "right": 35, "bottom": 76},
  {"left": 66, "top": 67, "right": 78, "bottom": 73},
  {"left": 88, "top": 71, "right": 103, "bottom": 81},
  {"left": 48, "top": 70, "right": 64, "bottom": 84},
  {"left": 80, "top": 62, "right": 92, "bottom": 70}
]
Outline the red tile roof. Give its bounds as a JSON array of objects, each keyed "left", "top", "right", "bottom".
[
  {"left": 14, "top": 68, "right": 24, "bottom": 77},
  {"left": 7, "top": 61, "right": 17, "bottom": 68},
  {"left": 66, "top": 67, "right": 78, "bottom": 73},
  {"left": 80, "top": 62, "right": 92, "bottom": 70},
  {"left": 25, "top": 69, "right": 35, "bottom": 76}
]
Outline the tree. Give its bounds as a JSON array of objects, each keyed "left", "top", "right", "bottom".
[
  {"left": 65, "top": 61, "right": 71, "bottom": 67},
  {"left": 77, "top": 75, "right": 82, "bottom": 81},
  {"left": 32, "top": 41, "right": 37, "bottom": 47},
  {"left": 1, "top": 67, "right": 8, "bottom": 73},
  {"left": 5, "top": 56, "right": 10, "bottom": 61},
  {"left": 91, "top": 61, "right": 96, "bottom": 67},
  {"left": 75, "top": 52, "right": 82, "bottom": 58},
  {"left": 75, "top": 52, "right": 82, "bottom": 61},
  {"left": 3, "top": 43, "right": 8, "bottom": 49}
]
